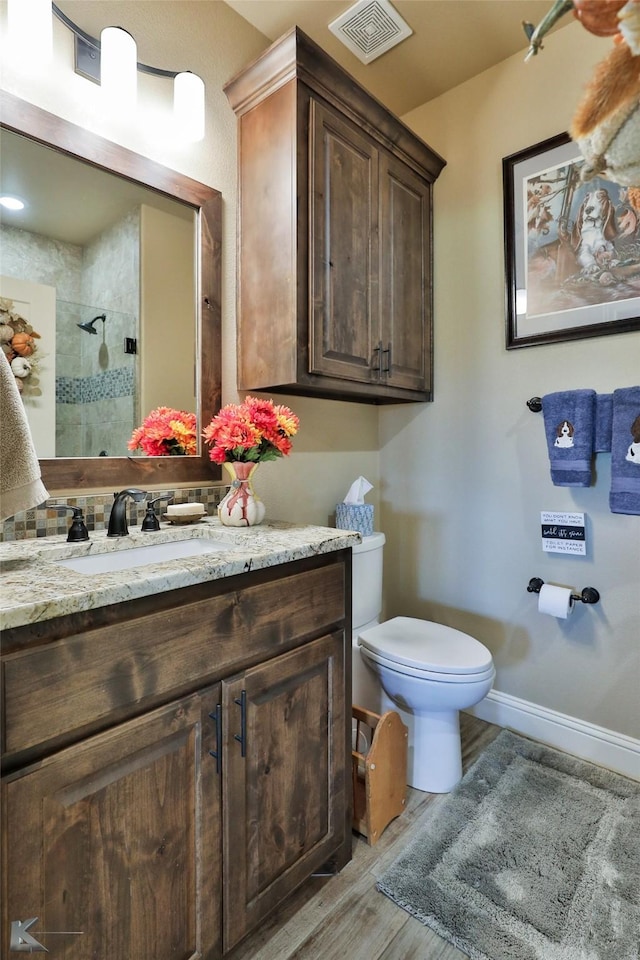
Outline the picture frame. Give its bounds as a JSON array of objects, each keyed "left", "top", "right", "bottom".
[{"left": 503, "top": 132, "right": 640, "bottom": 348}]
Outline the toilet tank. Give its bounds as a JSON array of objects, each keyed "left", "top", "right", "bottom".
[{"left": 352, "top": 532, "right": 385, "bottom": 633}]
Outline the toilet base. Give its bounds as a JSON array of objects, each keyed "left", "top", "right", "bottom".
[{"left": 381, "top": 692, "right": 463, "bottom": 793}]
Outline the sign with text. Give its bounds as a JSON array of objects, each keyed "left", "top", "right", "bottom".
[{"left": 541, "top": 512, "right": 586, "bottom": 555}]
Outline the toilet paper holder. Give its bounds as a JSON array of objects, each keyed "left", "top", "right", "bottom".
[{"left": 527, "top": 577, "right": 600, "bottom": 605}]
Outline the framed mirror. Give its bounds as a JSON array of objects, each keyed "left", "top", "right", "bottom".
[{"left": 0, "top": 90, "right": 221, "bottom": 490}]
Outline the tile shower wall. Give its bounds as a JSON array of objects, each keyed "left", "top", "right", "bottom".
[
  {"left": 0, "top": 486, "right": 227, "bottom": 542},
  {"left": 57, "top": 208, "right": 140, "bottom": 457},
  {"left": 0, "top": 223, "right": 82, "bottom": 303},
  {"left": 56, "top": 300, "right": 136, "bottom": 457}
]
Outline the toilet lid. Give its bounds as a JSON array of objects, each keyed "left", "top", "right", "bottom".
[{"left": 358, "top": 616, "right": 493, "bottom": 675}]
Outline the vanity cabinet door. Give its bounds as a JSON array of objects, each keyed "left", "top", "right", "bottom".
[
  {"left": 222, "top": 631, "right": 347, "bottom": 952},
  {"left": 2, "top": 687, "right": 222, "bottom": 960},
  {"left": 309, "top": 98, "right": 379, "bottom": 384}
]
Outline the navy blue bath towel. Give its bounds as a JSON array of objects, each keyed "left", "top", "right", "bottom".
[
  {"left": 542, "top": 390, "right": 596, "bottom": 486},
  {"left": 595, "top": 394, "right": 613, "bottom": 453},
  {"left": 610, "top": 386, "right": 640, "bottom": 515}
]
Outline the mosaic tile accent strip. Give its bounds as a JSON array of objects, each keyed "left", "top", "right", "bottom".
[
  {"left": 1, "top": 485, "right": 227, "bottom": 541},
  {"left": 56, "top": 366, "right": 135, "bottom": 404}
]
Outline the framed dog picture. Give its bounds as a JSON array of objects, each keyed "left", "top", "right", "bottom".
[{"left": 503, "top": 132, "right": 640, "bottom": 348}]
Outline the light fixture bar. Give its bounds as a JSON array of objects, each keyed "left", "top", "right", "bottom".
[
  {"left": 50, "top": 3, "right": 205, "bottom": 140},
  {"left": 52, "top": 3, "right": 180, "bottom": 82}
]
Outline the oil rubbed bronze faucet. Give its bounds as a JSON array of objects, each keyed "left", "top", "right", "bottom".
[{"left": 107, "top": 488, "right": 147, "bottom": 538}]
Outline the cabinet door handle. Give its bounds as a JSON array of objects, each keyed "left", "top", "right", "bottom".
[
  {"left": 234, "top": 690, "right": 247, "bottom": 758},
  {"left": 208, "top": 704, "right": 222, "bottom": 774},
  {"left": 382, "top": 342, "right": 392, "bottom": 376},
  {"left": 371, "top": 340, "right": 382, "bottom": 373}
]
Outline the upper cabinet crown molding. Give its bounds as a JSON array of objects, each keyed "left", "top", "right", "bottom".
[
  {"left": 225, "top": 27, "right": 446, "bottom": 405},
  {"left": 224, "top": 26, "right": 446, "bottom": 182}
]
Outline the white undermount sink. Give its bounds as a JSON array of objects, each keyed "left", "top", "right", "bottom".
[{"left": 54, "top": 537, "right": 233, "bottom": 575}]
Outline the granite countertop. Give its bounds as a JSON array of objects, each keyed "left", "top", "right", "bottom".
[{"left": 0, "top": 519, "right": 361, "bottom": 631}]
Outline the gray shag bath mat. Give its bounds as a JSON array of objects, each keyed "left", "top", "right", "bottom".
[{"left": 377, "top": 730, "right": 640, "bottom": 960}]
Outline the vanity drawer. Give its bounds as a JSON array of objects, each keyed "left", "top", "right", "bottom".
[{"left": 2, "top": 561, "right": 346, "bottom": 757}]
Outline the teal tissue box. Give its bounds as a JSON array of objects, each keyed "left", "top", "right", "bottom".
[{"left": 335, "top": 503, "right": 374, "bottom": 536}]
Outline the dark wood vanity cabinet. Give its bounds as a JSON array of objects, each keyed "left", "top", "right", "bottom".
[
  {"left": 3, "top": 688, "right": 223, "bottom": 958},
  {"left": 1, "top": 553, "right": 351, "bottom": 959},
  {"left": 224, "top": 27, "right": 445, "bottom": 404}
]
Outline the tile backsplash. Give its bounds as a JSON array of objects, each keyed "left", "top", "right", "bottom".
[{"left": 1, "top": 485, "right": 226, "bottom": 541}]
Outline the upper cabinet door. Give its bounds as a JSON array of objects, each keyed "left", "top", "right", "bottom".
[
  {"left": 379, "top": 152, "right": 433, "bottom": 394},
  {"left": 309, "top": 99, "right": 379, "bottom": 384}
]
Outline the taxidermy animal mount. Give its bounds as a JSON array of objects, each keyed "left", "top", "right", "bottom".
[{"left": 524, "top": 0, "right": 640, "bottom": 211}]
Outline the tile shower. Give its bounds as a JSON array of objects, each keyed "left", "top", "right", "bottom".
[{"left": 56, "top": 299, "right": 136, "bottom": 458}]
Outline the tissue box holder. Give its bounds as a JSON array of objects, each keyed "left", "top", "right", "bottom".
[{"left": 335, "top": 503, "right": 374, "bottom": 537}]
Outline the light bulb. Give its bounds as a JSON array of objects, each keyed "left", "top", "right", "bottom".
[
  {"left": 174, "top": 72, "right": 205, "bottom": 142},
  {"left": 7, "top": 0, "right": 52, "bottom": 62},
  {"left": 100, "top": 26, "right": 137, "bottom": 107}
]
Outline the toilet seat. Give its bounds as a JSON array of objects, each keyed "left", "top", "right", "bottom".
[
  {"left": 360, "top": 646, "right": 495, "bottom": 683},
  {"left": 358, "top": 616, "right": 493, "bottom": 681}
]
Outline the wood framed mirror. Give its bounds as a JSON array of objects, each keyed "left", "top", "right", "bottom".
[{"left": 0, "top": 90, "right": 221, "bottom": 491}]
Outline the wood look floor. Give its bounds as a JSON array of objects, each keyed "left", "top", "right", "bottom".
[{"left": 228, "top": 714, "right": 501, "bottom": 960}]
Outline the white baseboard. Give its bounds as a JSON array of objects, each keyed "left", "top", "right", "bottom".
[{"left": 466, "top": 689, "right": 640, "bottom": 782}]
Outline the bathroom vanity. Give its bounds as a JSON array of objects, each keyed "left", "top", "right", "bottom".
[{"left": 0, "top": 522, "right": 357, "bottom": 958}]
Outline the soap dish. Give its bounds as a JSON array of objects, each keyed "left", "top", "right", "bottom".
[{"left": 162, "top": 512, "right": 206, "bottom": 525}]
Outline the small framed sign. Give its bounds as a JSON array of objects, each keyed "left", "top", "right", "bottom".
[{"left": 541, "top": 511, "right": 586, "bottom": 555}]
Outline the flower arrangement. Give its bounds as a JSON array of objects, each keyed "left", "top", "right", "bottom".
[
  {"left": 128, "top": 406, "right": 197, "bottom": 457},
  {"left": 0, "top": 297, "right": 43, "bottom": 397},
  {"left": 202, "top": 396, "right": 299, "bottom": 465}
]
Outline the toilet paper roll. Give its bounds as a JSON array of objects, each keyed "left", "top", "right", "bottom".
[{"left": 538, "top": 583, "right": 574, "bottom": 619}]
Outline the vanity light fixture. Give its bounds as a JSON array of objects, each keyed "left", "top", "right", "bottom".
[
  {"left": 174, "top": 71, "right": 206, "bottom": 143},
  {"left": 100, "top": 26, "right": 137, "bottom": 108},
  {"left": 48, "top": 3, "right": 206, "bottom": 141},
  {"left": 7, "top": 0, "right": 53, "bottom": 63}
]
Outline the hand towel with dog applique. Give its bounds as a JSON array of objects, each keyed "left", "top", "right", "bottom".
[
  {"left": 609, "top": 386, "right": 640, "bottom": 515},
  {"left": 595, "top": 393, "right": 613, "bottom": 453},
  {"left": 542, "top": 389, "right": 596, "bottom": 486}
]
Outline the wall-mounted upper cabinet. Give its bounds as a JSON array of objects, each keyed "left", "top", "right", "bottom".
[{"left": 224, "top": 27, "right": 446, "bottom": 404}]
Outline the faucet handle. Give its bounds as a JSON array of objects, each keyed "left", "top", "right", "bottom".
[
  {"left": 141, "top": 495, "right": 173, "bottom": 532},
  {"left": 49, "top": 503, "right": 90, "bottom": 542}
]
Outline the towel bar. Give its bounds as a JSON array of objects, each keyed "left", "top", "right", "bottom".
[
  {"left": 526, "top": 397, "right": 542, "bottom": 412},
  {"left": 527, "top": 577, "right": 600, "bottom": 604}
]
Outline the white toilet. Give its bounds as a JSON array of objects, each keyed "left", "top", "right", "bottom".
[{"left": 351, "top": 533, "right": 495, "bottom": 794}]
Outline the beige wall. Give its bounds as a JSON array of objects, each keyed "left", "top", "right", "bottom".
[
  {"left": 383, "top": 22, "right": 640, "bottom": 739},
  {"left": 140, "top": 204, "right": 196, "bottom": 416}
]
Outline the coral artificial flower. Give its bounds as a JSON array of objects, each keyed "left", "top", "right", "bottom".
[
  {"left": 128, "top": 406, "right": 197, "bottom": 457},
  {"left": 203, "top": 396, "right": 299, "bottom": 464}
]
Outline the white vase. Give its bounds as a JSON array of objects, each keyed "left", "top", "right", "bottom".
[{"left": 218, "top": 461, "right": 265, "bottom": 527}]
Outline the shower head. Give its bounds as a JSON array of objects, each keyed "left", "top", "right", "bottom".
[{"left": 77, "top": 314, "right": 106, "bottom": 335}]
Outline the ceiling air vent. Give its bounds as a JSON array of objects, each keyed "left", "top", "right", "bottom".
[{"left": 329, "top": 0, "right": 413, "bottom": 65}]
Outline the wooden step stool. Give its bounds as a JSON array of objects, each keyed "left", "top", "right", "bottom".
[{"left": 351, "top": 705, "right": 408, "bottom": 845}]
